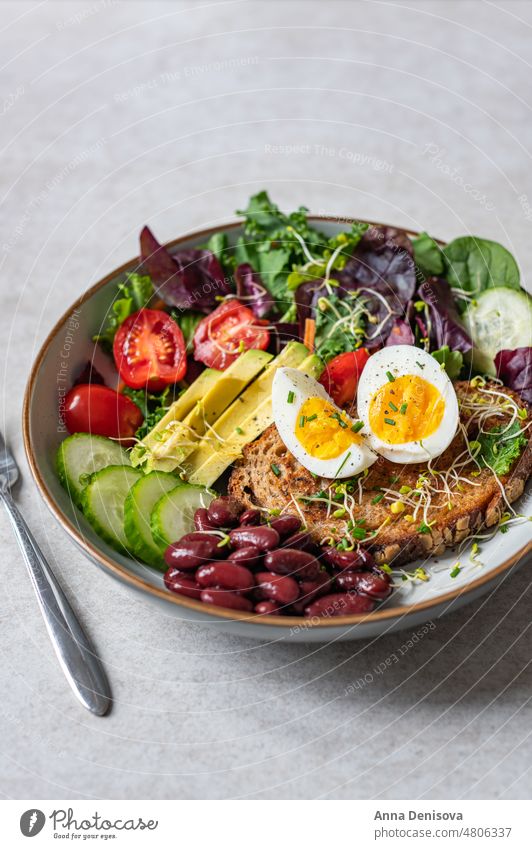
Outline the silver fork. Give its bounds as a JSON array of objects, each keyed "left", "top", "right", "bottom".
[{"left": 0, "top": 432, "right": 111, "bottom": 715}]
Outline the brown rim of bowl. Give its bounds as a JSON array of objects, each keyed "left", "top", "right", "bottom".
[{"left": 22, "top": 217, "right": 532, "bottom": 629}]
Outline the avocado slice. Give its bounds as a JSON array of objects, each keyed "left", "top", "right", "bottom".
[
  {"left": 185, "top": 346, "right": 322, "bottom": 487},
  {"left": 133, "top": 349, "right": 273, "bottom": 472}
]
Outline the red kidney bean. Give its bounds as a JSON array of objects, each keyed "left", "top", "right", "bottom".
[
  {"left": 304, "top": 592, "right": 375, "bottom": 618},
  {"left": 270, "top": 514, "right": 301, "bottom": 538},
  {"left": 283, "top": 530, "right": 315, "bottom": 551},
  {"left": 335, "top": 571, "right": 391, "bottom": 600},
  {"left": 229, "top": 526, "right": 280, "bottom": 552},
  {"left": 196, "top": 561, "right": 255, "bottom": 593},
  {"left": 207, "top": 496, "right": 243, "bottom": 527},
  {"left": 194, "top": 507, "right": 218, "bottom": 532},
  {"left": 263, "top": 548, "right": 320, "bottom": 580},
  {"left": 254, "top": 600, "right": 280, "bottom": 615},
  {"left": 200, "top": 588, "right": 253, "bottom": 612},
  {"left": 255, "top": 571, "right": 299, "bottom": 605},
  {"left": 164, "top": 537, "right": 223, "bottom": 571},
  {"left": 290, "top": 573, "right": 333, "bottom": 614},
  {"left": 227, "top": 546, "right": 262, "bottom": 568},
  {"left": 239, "top": 508, "right": 261, "bottom": 526},
  {"left": 164, "top": 568, "right": 202, "bottom": 600},
  {"left": 321, "top": 546, "right": 375, "bottom": 572}
]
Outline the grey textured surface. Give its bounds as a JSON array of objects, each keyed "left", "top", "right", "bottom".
[{"left": 1, "top": 0, "right": 532, "bottom": 800}]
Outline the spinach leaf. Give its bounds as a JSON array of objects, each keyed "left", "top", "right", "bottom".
[
  {"left": 93, "top": 272, "right": 153, "bottom": 350},
  {"left": 412, "top": 231, "right": 444, "bottom": 278},
  {"left": 476, "top": 420, "right": 527, "bottom": 476},
  {"left": 431, "top": 345, "right": 463, "bottom": 379},
  {"left": 442, "top": 236, "right": 520, "bottom": 295}
]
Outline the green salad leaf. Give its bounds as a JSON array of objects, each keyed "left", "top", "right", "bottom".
[
  {"left": 431, "top": 346, "right": 463, "bottom": 379},
  {"left": 171, "top": 310, "right": 203, "bottom": 351},
  {"left": 412, "top": 231, "right": 444, "bottom": 279},
  {"left": 476, "top": 420, "right": 527, "bottom": 476},
  {"left": 93, "top": 272, "right": 153, "bottom": 350},
  {"left": 442, "top": 236, "right": 520, "bottom": 296},
  {"left": 314, "top": 290, "right": 365, "bottom": 361},
  {"left": 235, "top": 191, "right": 367, "bottom": 309},
  {"left": 123, "top": 385, "right": 172, "bottom": 441}
]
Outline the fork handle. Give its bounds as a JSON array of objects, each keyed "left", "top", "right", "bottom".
[{"left": 1, "top": 490, "right": 111, "bottom": 715}]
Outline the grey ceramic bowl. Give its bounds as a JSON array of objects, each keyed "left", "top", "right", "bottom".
[{"left": 23, "top": 218, "right": 532, "bottom": 642}]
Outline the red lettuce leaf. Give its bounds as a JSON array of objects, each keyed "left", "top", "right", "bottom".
[
  {"left": 140, "top": 225, "right": 232, "bottom": 312},
  {"left": 235, "top": 263, "right": 275, "bottom": 319},
  {"left": 418, "top": 277, "right": 472, "bottom": 355},
  {"left": 334, "top": 225, "right": 417, "bottom": 347},
  {"left": 494, "top": 347, "right": 532, "bottom": 404},
  {"left": 385, "top": 319, "right": 415, "bottom": 346}
]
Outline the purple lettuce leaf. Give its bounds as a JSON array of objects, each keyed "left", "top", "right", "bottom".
[
  {"left": 385, "top": 318, "right": 415, "bottom": 346},
  {"left": 269, "top": 322, "right": 300, "bottom": 355},
  {"left": 140, "top": 225, "right": 232, "bottom": 313},
  {"left": 334, "top": 225, "right": 417, "bottom": 347},
  {"left": 494, "top": 347, "right": 532, "bottom": 404},
  {"left": 235, "top": 263, "right": 275, "bottom": 318},
  {"left": 294, "top": 279, "right": 326, "bottom": 340},
  {"left": 418, "top": 277, "right": 472, "bottom": 355}
]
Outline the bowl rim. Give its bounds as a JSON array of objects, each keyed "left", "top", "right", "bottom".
[{"left": 22, "top": 216, "right": 532, "bottom": 630}]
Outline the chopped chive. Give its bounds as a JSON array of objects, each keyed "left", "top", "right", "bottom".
[
  {"left": 416, "top": 361, "right": 425, "bottom": 369},
  {"left": 450, "top": 563, "right": 461, "bottom": 578},
  {"left": 372, "top": 493, "right": 384, "bottom": 504},
  {"left": 386, "top": 371, "right": 395, "bottom": 382},
  {"left": 287, "top": 391, "right": 295, "bottom": 404},
  {"left": 351, "top": 421, "right": 364, "bottom": 433},
  {"left": 306, "top": 413, "right": 318, "bottom": 422},
  {"left": 235, "top": 426, "right": 244, "bottom": 435},
  {"left": 388, "top": 401, "right": 398, "bottom": 412},
  {"left": 334, "top": 451, "right": 351, "bottom": 477},
  {"left": 417, "top": 522, "right": 432, "bottom": 534},
  {"left": 337, "top": 419, "right": 347, "bottom": 429},
  {"left": 389, "top": 475, "right": 399, "bottom": 483},
  {"left": 384, "top": 418, "right": 396, "bottom": 426},
  {"left": 352, "top": 527, "right": 367, "bottom": 540},
  {"left": 271, "top": 463, "right": 281, "bottom": 477},
  {"left": 400, "top": 403, "right": 408, "bottom": 414},
  {"left": 299, "top": 415, "right": 305, "bottom": 428}
]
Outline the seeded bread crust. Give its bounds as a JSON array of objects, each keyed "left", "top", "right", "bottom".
[{"left": 228, "top": 382, "right": 532, "bottom": 567}]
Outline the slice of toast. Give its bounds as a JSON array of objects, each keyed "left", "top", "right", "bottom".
[{"left": 228, "top": 381, "right": 531, "bottom": 567}]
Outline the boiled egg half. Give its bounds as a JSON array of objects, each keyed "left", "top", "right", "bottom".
[
  {"left": 357, "top": 345, "right": 459, "bottom": 463},
  {"left": 272, "top": 368, "right": 377, "bottom": 479}
]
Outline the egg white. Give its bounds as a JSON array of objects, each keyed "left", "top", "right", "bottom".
[
  {"left": 357, "top": 346, "right": 459, "bottom": 464},
  {"left": 272, "top": 368, "right": 377, "bottom": 479}
]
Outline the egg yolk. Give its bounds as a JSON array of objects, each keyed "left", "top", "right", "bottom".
[
  {"left": 369, "top": 374, "right": 444, "bottom": 444},
  {"left": 295, "top": 397, "right": 362, "bottom": 459}
]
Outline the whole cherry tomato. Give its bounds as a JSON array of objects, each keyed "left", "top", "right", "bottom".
[{"left": 63, "top": 384, "right": 143, "bottom": 441}]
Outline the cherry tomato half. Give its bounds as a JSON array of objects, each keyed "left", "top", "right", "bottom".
[
  {"left": 193, "top": 299, "right": 270, "bottom": 370},
  {"left": 113, "top": 309, "right": 186, "bottom": 391},
  {"left": 63, "top": 384, "right": 143, "bottom": 441},
  {"left": 319, "top": 348, "right": 370, "bottom": 409}
]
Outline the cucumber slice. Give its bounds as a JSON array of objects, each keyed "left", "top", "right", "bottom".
[
  {"left": 56, "top": 433, "right": 130, "bottom": 507},
  {"left": 150, "top": 484, "right": 215, "bottom": 551},
  {"left": 124, "top": 471, "right": 182, "bottom": 568},
  {"left": 463, "top": 286, "right": 532, "bottom": 375},
  {"left": 82, "top": 465, "right": 141, "bottom": 552}
]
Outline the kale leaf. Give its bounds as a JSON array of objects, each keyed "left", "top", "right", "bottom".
[{"left": 477, "top": 420, "right": 527, "bottom": 476}]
